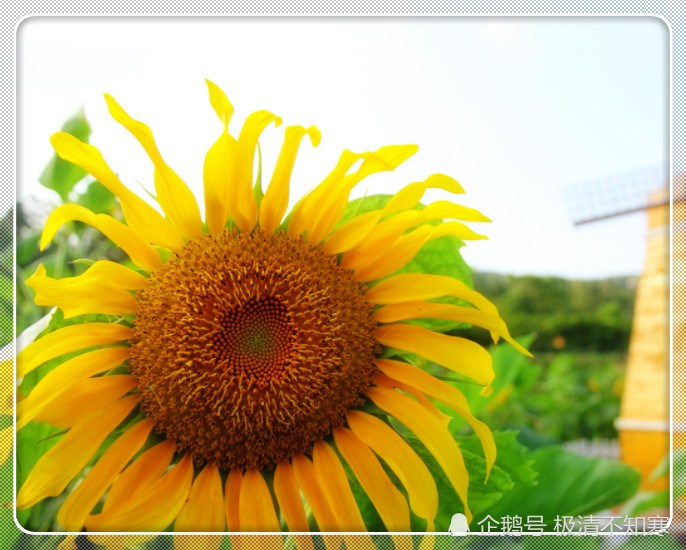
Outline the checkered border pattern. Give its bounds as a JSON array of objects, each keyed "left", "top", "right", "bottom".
[{"left": 3, "top": 5, "right": 681, "bottom": 550}]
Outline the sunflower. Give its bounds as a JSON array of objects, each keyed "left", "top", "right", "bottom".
[{"left": 17, "top": 80, "right": 529, "bottom": 533}]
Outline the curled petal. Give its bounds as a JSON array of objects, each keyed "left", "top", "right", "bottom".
[{"left": 105, "top": 94, "right": 203, "bottom": 240}]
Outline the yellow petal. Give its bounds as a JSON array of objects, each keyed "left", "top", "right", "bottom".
[
  {"left": 17, "top": 395, "right": 138, "bottom": 509},
  {"left": 224, "top": 468, "right": 242, "bottom": 531},
  {"left": 308, "top": 145, "right": 419, "bottom": 244},
  {"left": 41, "top": 204, "right": 162, "bottom": 272},
  {"left": 274, "top": 460, "right": 309, "bottom": 532},
  {"left": 239, "top": 469, "right": 281, "bottom": 531},
  {"left": 365, "top": 387, "right": 471, "bottom": 521},
  {"left": 33, "top": 375, "right": 137, "bottom": 429},
  {"left": 384, "top": 174, "right": 465, "bottom": 214},
  {"left": 366, "top": 273, "right": 498, "bottom": 314},
  {"left": 260, "top": 125, "right": 320, "bottom": 233},
  {"left": 377, "top": 358, "right": 496, "bottom": 476},
  {"left": 17, "top": 322, "right": 131, "bottom": 379},
  {"left": 373, "top": 301, "right": 531, "bottom": 357},
  {"left": 346, "top": 411, "right": 437, "bottom": 529},
  {"left": 375, "top": 323, "right": 494, "bottom": 388},
  {"left": 323, "top": 173, "right": 467, "bottom": 256},
  {"left": 347, "top": 222, "right": 486, "bottom": 282},
  {"left": 287, "top": 149, "right": 361, "bottom": 238},
  {"left": 105, "top": 94, "right": 203, "bottom": 240},
  {"left": 291, "top": 454, "right": 338, "bottom": 531},
  {"left": 230, "top": 110, "right": 282, "bottom": 233},
  {"left": 206, "top": 79, "right": 234, "bottom": 131},
  {"left": 322, "top": 210, "right": 383, "bottom": 256},
  {"left": 103, "top": 440, "right": 176, "bottom": 513},
  {"left": 203, "top": 131, "right": 237, "bottom": 235},
  {"left": 312, "top": 440, "right": 366, "bottom": 531},
  {"left": 49, "top": 132, "right": 184, "bottom": 251},
  {"left": 26, "top": 263, "right": 142, "bottom": 318},
  {"left": 57, "top": 419, "right": 153, "bottom": 531},
  {"left": 18, "top": 347, "right": 131, "bottom": 430},
  {"left": 175, "top": 463, "right": 226, "bottom": 531},
  {"left": 333, "top": 427, "right": 410, "bottom": 531},
  {"left": 86, "top": 454, "right": 193, "bottom": 532}
]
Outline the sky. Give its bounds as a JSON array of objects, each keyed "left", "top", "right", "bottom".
[{"left": 16, "top": 17, "right": 669, "bottom": 279}]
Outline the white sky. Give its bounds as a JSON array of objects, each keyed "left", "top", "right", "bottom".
[{"left": 17, "top": 17, "right": 669, "bottom": 279}]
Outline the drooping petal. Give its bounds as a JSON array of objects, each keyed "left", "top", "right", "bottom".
[
  {"left": 373, "top": 301, "right": 532, "bottom": 356},
  {"left": 203, "top": 79, "right": 237, "bottom": 234},
  {"left": 323, "top": 173, "right": 467, "bottom": 255},
  {"left": 41, "top": 204, "right": 162, "bottom": 272},
  {"left": 333, "top": 427, "right": 410, "bottom": 531},
  {"left": 375, "top": 323, "right": 494, "bottom": 389},
  {"left": 348, "top": 222, "right": 486, "bottom": 282},
  {"left": 346, "top": 411, "right": 437, "bottom": 530},
  {"left": 57, "top": 419, "right": 153, "bottom": 531},
  {"left": 17, "top": 395, "right": 138, "bottom": 509},
  {"left": 291, "top": 454, "right": 338, "bottom": 531},
  {"left": 105, "top": 94, "right": 203, "bottom": 240},
  {"left": 17, "top": 322, "right": 131, "bottom": 378},
  {"left": 365, "top": 387, "right": 471, "bottom": 521},
  {"left": 260, "top": 125, "right": 320, "bottom": 232},
  {"left": 274, "top": 460, "right": 309, "bottom": 532},
  {"left": 366, "top": 273, "right": 498, "bottom": 314},
  {"left": 230, "top": 110, "right": 282, "bottom": 233},
  {"left": 385, "top": 173, "right": 465, "bottom": 213},
  {"left": 346, "top": 200, "right": 488, "bottom": 266},
  {"left": 103, "top": 440, "right": 176, "bottom": 513},
  {"left": 26, "top": 263, "right": 143, "bottom": 318},
  {"left": 376, "top": 358, "right": 496, "bottom": 477},
  {"left": 49, "top": 132, "right": 184, "bottom": 251},
  {"left": 86, "top": 454, "right": 193, "bottom": 532},
  {"left": 32, "top": 375, "right": 137, "bottom": 428},
  {"left": 312, "top": 440, "right": 366, "bottom": 531},
  {"left": 224, "top": 468, "right": 242, "bottom": 531},
  {"left": 175, "top": 463, "right": 226, "bottom": 532},
  {"left": 18, "top": 347, "right": 131, "bottom": 430},
  {"left": 239, "top": 469, "right": 281, "bottom": 532},
  {"left": 307, "top": 145, "right": 419, "bottom": 244}
]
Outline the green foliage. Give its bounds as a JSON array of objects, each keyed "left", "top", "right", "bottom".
[
  {"left": 459, "top": 334, "right": 623, "bottom": 442},
  {"left": 476, "top": 446, "right": 641, "bottom": 530},
  {"left": 39, "top": 110, "right": 91, "bottom": 201},
  {"left": 464, "top": 273, "right": 636, "bottom": 353}
]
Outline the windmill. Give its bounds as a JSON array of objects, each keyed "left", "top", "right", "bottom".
[{"left": 564, "top": 164, "right": 670, "bottom": 491}]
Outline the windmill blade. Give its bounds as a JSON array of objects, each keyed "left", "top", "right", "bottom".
[{"left": 564, "top": 164, "right": 669, "bottom": 225}]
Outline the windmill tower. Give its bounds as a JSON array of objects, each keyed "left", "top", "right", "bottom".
[{"left": 565, "top": 165, "right": 669, "bottom": 490}]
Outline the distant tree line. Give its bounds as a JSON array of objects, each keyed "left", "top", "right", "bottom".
[{"left": 462, "top": 273, "right": 637, "bottom": 353}]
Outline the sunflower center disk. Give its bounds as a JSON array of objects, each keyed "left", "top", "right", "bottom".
[{"left": 130, "top": 229, "right": 379, "bottom": 470}]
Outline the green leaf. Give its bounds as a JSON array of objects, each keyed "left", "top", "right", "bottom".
[
  {"left": 396, "top": 428, "right": 535, "bottom": 531},
  {"left": 38, "top": 109, "right": 91, "bottom": 201},
  {"left": 76, "top": 180, "right": 117, "bottom": 215},
  {"left": 460, "top": 334, "right": 537, "bottom": 418},
  {"left": 475, "top": 446, "right": 641, "bottom": 529}
]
